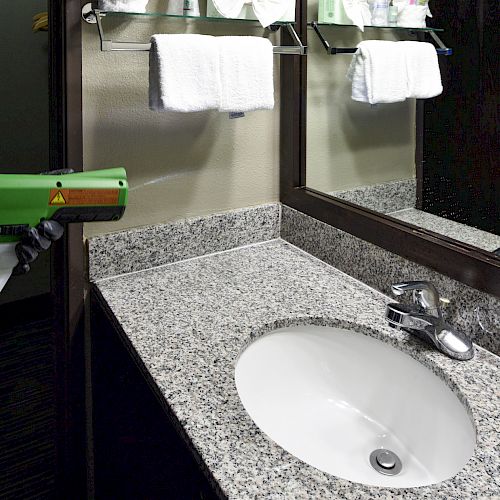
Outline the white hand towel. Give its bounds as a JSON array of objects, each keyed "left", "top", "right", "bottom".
[
  {"left": 342, "top": 0, "right": 372, "bottom": 31},
  {"left": 211, "top": 0, "right": 246, "bottom": 19},
  {"left": 402, "top": 41, "right": 442, "bottom": 99},
  {"left": 251, "top": 0, "right": 293, "bottom": 27},
  {"left": 211, "top": 0, "right": 292, "bottom": 27},
  {"left": 347, "top": 40, "right": 407, "bottom": 104},
  {"left": 149, "top": 34, "right": 221, "bottom": 112},
  {"left": 217, "top": 36, "right": 274, "bottom": 112},
  {"left": 397, "top": 4, "right": 428, "bottom": 28},
  {"left": 98, "top": 0, "right": 149, "bottom": 12}
]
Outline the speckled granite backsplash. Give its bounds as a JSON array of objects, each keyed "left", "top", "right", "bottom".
[
  {"left": 88, "top": 203, "right": 499, "bottom": 355},
  {"left": 281, "top": 205, "right": 500, "bottom": 356},
  {"left": 88, "top": 204, "right": 280, "bottom": 281}
]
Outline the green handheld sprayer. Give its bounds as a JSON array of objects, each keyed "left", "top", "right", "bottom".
[{"left": 0, "top": 168, "right": 128, "bottom": 294}]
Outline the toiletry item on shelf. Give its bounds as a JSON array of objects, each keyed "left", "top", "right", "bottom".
[
  {"left": 371, "top": 0, "right": 389, "bottom": 26},
  {"left": 318, "top": 0, "right": 352, "bottom": 24},
  {"left": 166, "top": 0, "right": 184, "bottom": 15},
  {"left": 316, "top": 0, "right": 372, "bottom": 31},
  {"left": 183, "top": 0, "right": 200, "bottom": 16},
  {"left": 347, "top": 40, "right": 407, "bottom": 104},
  {"left": 149, "top": 34, "right": 221, "bottom": 112},
  {"left": 209, "top": 0, "right": 294, "bottom": 27},
  {"left": 149, "top": 34, "right": 274, "bottom": 113},
  {"left": 402, "top": 41, "right": 442, "bottom": 98},
  {"left": 388, "top": 0, "right": 398, "bottom": 25},
  {"left": 98, "top": 0, "right": 149, "bottom": 12},
  {"left": 217, "top": 37, "right": 274, "bottom": 112}
]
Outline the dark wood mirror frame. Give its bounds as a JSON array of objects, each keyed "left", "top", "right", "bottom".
[
  {"left": 50, "top": 0, "right": 86, "bottom": 496},
  {"left": 280, "top": 1, "right": 500, "bottom": 298}
]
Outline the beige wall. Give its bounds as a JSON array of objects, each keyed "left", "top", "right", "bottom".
[
  {"left": 83, "top": 3, "right": 280, "bottom": 237},
  {"left": 306, "top": 0, "right": 416, "bottom": 193},
  {"left": 83, "top": 1, "right": 417, "bottom": 236}
]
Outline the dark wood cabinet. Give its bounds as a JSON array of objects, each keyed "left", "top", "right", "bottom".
[{"left": 91, "top": 288, "right": 222, "bottom": 500}]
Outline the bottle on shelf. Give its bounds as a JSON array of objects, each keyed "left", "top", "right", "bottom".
[
  {"left": 166, "top": 0, "right": 201, "bottom": 16},
  {"left": 371, "top": 0, "right": 389, "bottom": 26},
  {"left": 183, "top": 0, "right": 201, "bottom": 16},
  {"left": 388, "top": 0, "right": 398, "bottom": 26}
]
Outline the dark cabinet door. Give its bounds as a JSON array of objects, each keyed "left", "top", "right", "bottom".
[{"left": 91, "top": 288, "right": 222, "bottom": 500}]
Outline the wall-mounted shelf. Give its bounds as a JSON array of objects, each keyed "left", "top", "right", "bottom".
[
  {"left": 81, "top": 3, "right": 307, "bottom": 55},
  {"left": 98, "top": 9, "right": 290, "bottom": 26},
  {"left": 310, "top": 21, "right": 452, "bottom": 56},
  {"left": 313, "top": 21, "right": 444, "bottom": 32}
]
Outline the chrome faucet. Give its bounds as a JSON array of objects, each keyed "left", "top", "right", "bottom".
[{"left": 386, "top": 281, "right": 474, "bottom": 361}]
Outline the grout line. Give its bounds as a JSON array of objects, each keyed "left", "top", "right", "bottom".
[
  {"left": 278, "top": 202, "right": 282, "bottom": 238},
  {"left": 388, "top": 207, "right": 414, "bottom": 216},
  {"left": 279, "top": 238, "right": 392, "bottom": 301}
]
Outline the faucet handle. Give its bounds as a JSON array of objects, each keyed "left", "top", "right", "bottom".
[{"left": 391, "top": 281, "right": 442, "bottom": 317}]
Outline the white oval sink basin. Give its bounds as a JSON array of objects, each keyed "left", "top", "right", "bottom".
[{"left": 235, "top": 325, "right": 475, "bottom": 488}]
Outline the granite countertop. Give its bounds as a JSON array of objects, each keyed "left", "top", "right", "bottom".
[
  {"left": 95, "top": 239, "right": 500, "bottom": 499},
  {"left": 388, "top": 208, "right": 500, "bottom": 254}
]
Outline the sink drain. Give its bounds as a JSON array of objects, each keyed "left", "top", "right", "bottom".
[{"left": 369, "top": 449, "right": 402, "bottom": 476}]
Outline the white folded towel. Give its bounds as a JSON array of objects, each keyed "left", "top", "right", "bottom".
[
  {"left": 251, "top": 0, "right": 293, "bottom": 28},
  {"left": 397, "top": 4, "right": 428, "bottom": 28},
  {"left": 149, "top": 34, "right": 221, "bottom": 112},
  {"left": 98, "top": 0, "right": 149, "bottom": 12},
  {"left": 342, "top": 0, "right": 372, "bottom": 31},
  {"left": 211, "top": 0, "right": 246, "bottom": 20},
  {"left": 347, "top": 40, "right": 408, "bottom": 104},
  {"left": 402, "top": 41, "right": 442, "bottom": 99},
  {"left": 217, "top": 36, "right": 274, "bottom": 112},
  {"left": 211, "top": 0, "right": 292, "bottom": 27}
]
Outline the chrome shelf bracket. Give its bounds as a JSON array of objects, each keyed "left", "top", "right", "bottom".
[
  {"left": 428, "top": 30, "right": 452, "bottom": 56},
  {"left": 81, "top": 3, "right": 307, "bottom": 55},
  {"left": 311, "top": 22, "right": 357, "bottom": 55}
]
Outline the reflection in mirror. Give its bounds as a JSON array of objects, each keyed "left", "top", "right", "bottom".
[
  {"left": 0, "top": 0, "right": 50, "bottom": 305},
  {"left": 305, "top": 1, "right": 499, "bottom": 256}
]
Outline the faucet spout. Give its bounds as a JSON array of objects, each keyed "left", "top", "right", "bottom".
[{"left": 386, "top": 282, "right": 474, "bottom": 361}]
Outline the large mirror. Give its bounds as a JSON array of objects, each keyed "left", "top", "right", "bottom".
[{"left": 305, "top": 1, "right": 499, "bottom": 257}]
